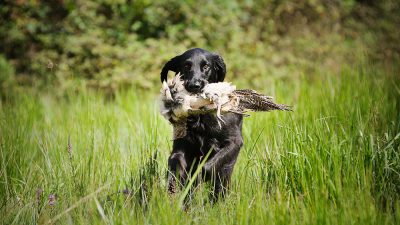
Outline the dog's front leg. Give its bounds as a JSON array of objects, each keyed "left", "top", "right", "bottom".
[
  {"left": 167, "top": 151, "right": 187, "bottom": 194},
  {"left": 203, "top": 136, "right": 243, "bottom": 197},
  {"left": 167, "top": 139, "right": 194, "bottom": 195}
]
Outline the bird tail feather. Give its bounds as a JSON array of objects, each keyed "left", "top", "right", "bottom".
[{"left": 234, "top": 89, "right": 292, "bottom": 112}]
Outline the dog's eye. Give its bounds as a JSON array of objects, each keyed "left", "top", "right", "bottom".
[{"left": 203, "top": 65, "right": 210, "bottom": 70}]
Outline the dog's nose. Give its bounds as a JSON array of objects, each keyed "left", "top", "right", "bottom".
[
  {"left": 187, "top": 80, "right": 203, "bottom": 93},
  {"left": 189, "top": 82, "right": 201, "bottom": 90}
]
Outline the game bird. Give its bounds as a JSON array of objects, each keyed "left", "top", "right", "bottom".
[{"left": 160, "top": 74, "right": 291, "bottom": 139}]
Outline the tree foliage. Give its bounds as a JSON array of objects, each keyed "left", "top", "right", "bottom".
[{"left": 0, "top": 0, "right": 399, "bottom": 92}]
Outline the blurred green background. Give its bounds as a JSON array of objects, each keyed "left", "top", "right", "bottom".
[{"left": 1, "top": 0, "right": 399, "bottom": 95}]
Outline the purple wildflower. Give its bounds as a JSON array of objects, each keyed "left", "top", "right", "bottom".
[
  {"left": 122, "top": 189, "right": 131, "bottom": 197},
  {"left": 48, "top": 194, "right": 56, "bottom": 206}
]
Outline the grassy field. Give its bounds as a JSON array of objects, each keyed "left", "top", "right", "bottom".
[{"left": 1, "top": 61, "right": 400, "bottom": 224}]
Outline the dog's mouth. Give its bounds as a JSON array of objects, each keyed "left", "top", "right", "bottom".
[{"left": 184, "top": 85, "right": 203, "bottom": 94}]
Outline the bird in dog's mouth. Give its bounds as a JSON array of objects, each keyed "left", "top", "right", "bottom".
[{"left": 160, "top": 73, "right": 291, "bottom": 139}]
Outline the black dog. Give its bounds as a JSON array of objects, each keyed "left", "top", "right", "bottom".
[{"left": 160, "top": 48, "right": 243, "bottom": 199}]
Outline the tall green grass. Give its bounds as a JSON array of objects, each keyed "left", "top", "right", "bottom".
[{"left": 0, "top": 62, "right": 399, "bottom": 224}]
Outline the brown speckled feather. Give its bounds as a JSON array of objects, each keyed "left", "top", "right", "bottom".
[{"left": 233, "top": 89, "right": 291, "bottom": 112}]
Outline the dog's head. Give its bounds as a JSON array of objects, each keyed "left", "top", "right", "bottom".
[{"left": 160, "top": 48, "right": 226, "bottom": 93}]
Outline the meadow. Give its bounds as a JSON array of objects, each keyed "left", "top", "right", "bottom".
[
  {"left": 1, "top": 1, "right": 400, "bottom": 224},
  {"left": 1, "top": 59, "right": 399, "bottom": 224}
]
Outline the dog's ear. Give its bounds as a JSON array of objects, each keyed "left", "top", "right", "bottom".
[
  {"left": 212, "top": 53, "right": 226, "bottom": 82},
  {"left": 160, "top": 55, "right": 181, "bottom": 83}
]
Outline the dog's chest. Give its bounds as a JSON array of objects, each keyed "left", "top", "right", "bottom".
[{"left": 186, "top": 114, "right": 221, "bottom": 134}]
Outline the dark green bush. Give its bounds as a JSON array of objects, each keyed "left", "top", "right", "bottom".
[{"left": 0, "top": 0, "right": 398, "bottom": 92}]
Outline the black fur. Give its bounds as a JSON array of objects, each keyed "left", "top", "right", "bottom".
[{"left": 161, "top": 48, "right": 243, "bottom": 199}]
